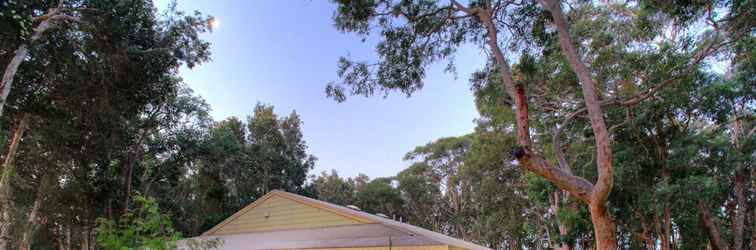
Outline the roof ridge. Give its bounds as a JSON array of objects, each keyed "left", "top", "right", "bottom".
[{"left": 273, "top": 190, "right": 491, "bottom": 250}]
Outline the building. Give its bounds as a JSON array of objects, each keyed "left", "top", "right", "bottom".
[{"left": 180, "top": 190, "right": 490, "bottom": 250}]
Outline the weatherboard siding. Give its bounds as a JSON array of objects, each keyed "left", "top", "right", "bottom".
[{"left": 212, "top": 195, "right": 363, "bottom": 235}]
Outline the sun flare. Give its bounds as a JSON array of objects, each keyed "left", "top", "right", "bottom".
[{"left": 209, "top": 17, "right": 220, "bottom": 30}]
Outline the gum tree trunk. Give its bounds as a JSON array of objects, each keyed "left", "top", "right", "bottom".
[
  {"left": 451, "top": 1, "right": 617, "bottom": 248},
  {"left": 0, "top": 11, "right": 57, "bottom": 119},
  {"left": 0, "top": 113, "right": 30, "bottom": 248},
  {"left": 18, "top": 173, "right": 48, "bottom": 250},
  {"left": 539, "top": 0, "right": 618, "bottom": 248},
  {"left": 698, "top": 202, "right": 726, "bottom": 250},
  {"left": 731, "top": 117, "right": 745, "bottom": 250}
]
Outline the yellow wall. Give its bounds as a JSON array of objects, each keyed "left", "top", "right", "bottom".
[
  {"left": 308, "top": 245, "right": 451, "bottom": 250},
  {"left": 211, "top": 195, "right": 363, "bottom": 235}
]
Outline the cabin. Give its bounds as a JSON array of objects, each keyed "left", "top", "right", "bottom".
[{"left": 180, "top": 190, "right": 490, "bottom": 250}]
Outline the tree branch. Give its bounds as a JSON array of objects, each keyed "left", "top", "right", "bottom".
[
  {"left": 698, "top": 202, "right": 727, "bottom": 250},
  {"left": 541, "top": 0, "right": 613, "bottom": 206},
  {"left": 515, "top": 149, "right": 593, "bottom": 203}
]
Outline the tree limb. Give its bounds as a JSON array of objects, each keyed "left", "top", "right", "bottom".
[
  {"left": 540, "top": 0, "right": 618, "bottom": 248},
  {"left": 515, "top": 149, "right": 593, "bottom": 203}
]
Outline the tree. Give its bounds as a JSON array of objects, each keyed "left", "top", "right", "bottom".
[
  {"left": 247, "top": 104, "right": 316, "bottom": 195},
  {"left": 404, "top": 136, "right": 473, "bottom": 239},
  {"left": 0, "top": 0, "right": 82, "bottom": 119},
  {"left": 355, "top": 177, "right": 404, "bottom": 217},
  {"left": 325, "top": 0, "right": 749, "bottom": 247},
  {"left": 187, "top": 104, "right": 317, "bottom": 233},
  {"left": 397, "top": 163, "right": 447, "bottom": 232},
  {"left": 312, "top": 170, "right": 356, "bottom": 206},
  {"left": 0, "top": 0, "right": 212, "bottom": 246}
]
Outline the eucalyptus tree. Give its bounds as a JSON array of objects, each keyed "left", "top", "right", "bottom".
[
  {"left": 397, "top": 163, "right": 448, "bottom": 233},
  {"left": 247, "top": 104, "right": 316, "bottom": 196},
  {"left": 0, "top": 0, "right": 86, "bottom": 119},
  {"left": 404, "top": 136, "right": 474, "bottom": 239},
  {"left": 0, "top": 0, "right": 212, "bottom": 247},
  {"left": 313, "top": 170, "right": 357, "bottom": 206},
  {"left": 326, "top": 0, "right": 749, "bottom": 247},
  {"left": 354, "top": 177, "right": 405, "bottom": 217}
]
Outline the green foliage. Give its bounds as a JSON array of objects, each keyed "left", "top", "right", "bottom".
[
  {"left": 313, "top": 170, "right": 356, "bottom": 206},
  {"left": 326, "top": 0, "right": 477, "bottom": 102},
  {"left": 96, "top": 195, "right": 180, "bottom": 250},
  {"left": 327, "top": 0, "right": 754, "bottom": 248},
  {"left": 191, "top": 104, "right": 316, "bottom": 233},
  {"left": 355, "top": 177, "right": 404, "bottom": 215}
]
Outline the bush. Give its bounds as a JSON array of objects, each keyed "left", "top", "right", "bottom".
[{"left": 96, "top": 195, "right": 181, "bottom": 250}]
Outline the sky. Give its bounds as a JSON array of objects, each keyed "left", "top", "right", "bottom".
[{"left": 155, "top": 1, "right": 486, "bottom": 179}]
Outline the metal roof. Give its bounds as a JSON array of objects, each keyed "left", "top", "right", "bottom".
[{"left": 180, "top": 190, "right": 491, "bottom": 250}]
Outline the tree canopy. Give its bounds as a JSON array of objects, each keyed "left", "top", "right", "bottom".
[
  {"left": 325, "top": 0, "right": 754, "bottom": 249},
  {"left": 0, "top": 0, "right": 752, "bottom": 249}
]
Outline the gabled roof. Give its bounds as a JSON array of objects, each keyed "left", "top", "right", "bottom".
[{"left": 192, "top": 190, "right": 491, "bottom": 250}]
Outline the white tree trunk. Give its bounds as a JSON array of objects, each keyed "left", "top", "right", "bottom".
[{"left": 0, "top": 11, "right": 55, "bottom": 119}]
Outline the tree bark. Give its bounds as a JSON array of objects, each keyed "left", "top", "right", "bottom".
[
  {"left": 66, "top": 226, "right": 71, "bottom": 250},
  {"left": 751, "top": 162, "right": 755, "bottom": 250},
  {"left": 653, "top": 123, "right": 672, "bottom": 250},
  {"left": 455, "top": 1, "right": 617, "bottom": 247},
  {"left": 475, "top": 5, "right": 594, "bottom": 204},
  {"left": 732, "top": 170, "right": 746, "bottom": 250},
  {"left": 0, "top": 5, "right": 63, "bottom": 119},
  {"left": 0, "top": 113, "right": 29, "bottom": 248},
  {"left": 122, "top": 127, "right": 150, "bottom": 214},
  {"left": 80, "top": 225, "right": 89, "bottom": 250},
  {"left": 661, "top": 206, "right": 672, "bottom": 250},
  {"left": 730, "top": 117, "right": 745, "bottom": 250},
  {"left": 589, "top": 202, "right": 617, "bottom": 250},
  {"left": 476, "top": 8, "right": 530, "bottom": 147},
  {"left": 539, "top": 0, "right": 617, "bottom": 248},
  {"left": 0, "top": 43, "right": 30, "bottom": 119},
  {"left": 18, "top": 173, "right": 47, "bottom": 250},
  {"left": 698, "top": 202, "right": 727, "bottom": 250},
  {"left": 641, "top": 221, "right": 655, "bottom": 250}
]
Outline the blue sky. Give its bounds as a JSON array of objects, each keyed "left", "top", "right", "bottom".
[{"left": 156, "top": 1, "right": 485, "bottom": 178}]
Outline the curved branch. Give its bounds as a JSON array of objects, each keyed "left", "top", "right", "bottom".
[
  {"left": 541, "top": 0, "right": 613, "bottom": 206},
  {"left": 515, "top": 148, "right": 593, "bottom": 203}
]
